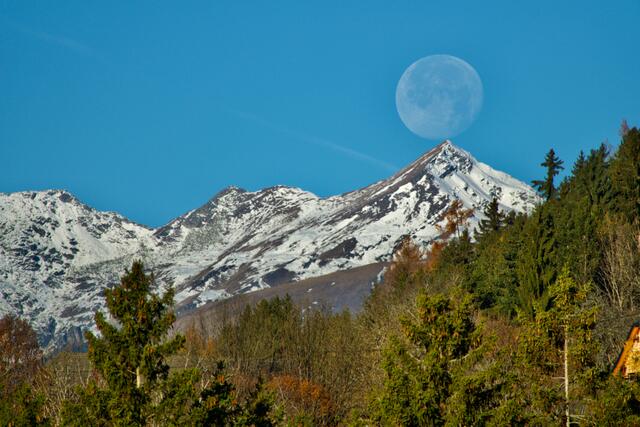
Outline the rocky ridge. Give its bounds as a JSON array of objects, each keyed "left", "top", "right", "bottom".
[{"left": 0, "top": 141, "right": 540, "bottom": 351}]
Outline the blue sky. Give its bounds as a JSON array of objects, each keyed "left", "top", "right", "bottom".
[{"left": 1, "top": 1, "right": 639, "bottom": 226}]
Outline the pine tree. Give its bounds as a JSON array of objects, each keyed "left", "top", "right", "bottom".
[
  {"left": 620, "top": 119, "right": 630, "bottom": 137},
  {"left": 62, "top": 261, "right": 272, "bottom": 426},
  {"left": 571, "top": 151, "right": 586, "bottom": 177},
  {"left": 552, "top": 144, "right": 611, "bottom": 283},
  {"left": 610, "top": 126, "right": 640, "bottom": 221},
  {"left": 517, "top": 267, "right": 598, "bottom": 425},
  {"left": 576, "top": 144, "right": 611, "bottom": 208},
  {"left": 434, "top": 228, "right": 475, "bottom": 289},
  {"left": 0, "top": 383, "right": 48, "bottom": 426},
  {"left": 532, "top": 148, "right": 564, "bottom": 201},
  {"left": 515, "top": 207, "right": 557, "bottom": 318},
  {"left": 587, "top": 377, "right": 640, "bottom": 425},
  {"left": 82, "top": 261, "right": 183, "bottom": 425},
  {"left": 475, "top": 197, "right": 505, "bottom": 240},
  {"left": 371, "top": 289, "right": 492, "bottom": 425},
  {"left": 468, "top": 229, "right": 518, "bottom": 311}
]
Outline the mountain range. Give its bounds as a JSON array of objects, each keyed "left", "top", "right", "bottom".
[{"left": 0, "top": 141, "right": 540, "bottom": 352}]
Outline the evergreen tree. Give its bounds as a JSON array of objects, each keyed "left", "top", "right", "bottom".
[
  {"left": 467, "top": 231, "right": 516, "bottom": 311},
  {"left": 83, "top": 261, "right": 183, "bottom": 425},
  {"left": 567, "top": 143, "right": 611, "bottom": 208},
  {"left": 620, "top": 119, "right": 630, "bottom": 137},
  {"left": 551, "top": 144, "right": 611, "bottom": 284},
  {"left": 532, "top": 148, "right": 564, "bottom": 201},
  {"left": 572, "top": 150, "right": 586, "bottom": 177},
  {"left": 433, "top": 228, "right": 475, "bottom": 292},
  {"left": 370, "top": 289, "right": 503, "bottom": 426},
  {"left": 587, "top": 377, "right": 640, "bottom": 425},
  {"left": 475, "top": 197, "right": 505, "bottom": 240},
  {"left": 516, "top": 267, "right": 598, "bottom": 425},
  {"left": 496, "top": 214, "right": 528, "bottom": 314},
  {"left": 0, "top": 383, "right": 48, "bottom": 427},
  {"left": 515, "top": 207, "right": 557, "bottom": 318},
  {"left": 610, "top": 126, "right": 640, "bottom": 221},
  {"left": 62, "top": 261, "right": 272, "bottom": 426}
]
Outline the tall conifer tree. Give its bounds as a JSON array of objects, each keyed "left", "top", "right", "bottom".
[
  {"left": 610, "top": 127, "right": 640, "bottom": 220},
  {"left": 515, "top": 207, "right": 557, "bottom": 318},
  {"left": 62, "top": 261, "right": 272, "bottom": 426},
  {"left": 475, "top": 197, "right": 505, "bottom": 240},
  {"left": 372, "top": 290, "right": 479, "bottom": 425},
  {"left": 69, "top": 261, "right": 184, "bottom": 425},
  {"left": 532, "top": 148, "right": 564, "bottom": 201}
]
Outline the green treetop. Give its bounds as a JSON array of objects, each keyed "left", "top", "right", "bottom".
[
  {"left": 370, "top": 289, "right": 500, "bottom": 426},
  {"left": 75, "top": 261, "right": 184, "bottom": 425},
  {"left": 62, "top": 261, "right": 273, "bottom": 426},
  {"left": 532, "top": 148, "right": 564, "bottom": 201},
  {"left": 610, "top": 126, "right": 640, "bottom": 221},
  {"left": 475, "top": 197, "right": 506, "bottom": 240}
]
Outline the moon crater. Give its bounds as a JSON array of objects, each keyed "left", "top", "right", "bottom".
[{"left": 396, "top": 55, "right": 483, "bottom": 140}]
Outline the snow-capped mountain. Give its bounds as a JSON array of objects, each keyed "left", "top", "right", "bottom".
[{"left": 0, "top": 141, "right": 540, "bottom": 352}]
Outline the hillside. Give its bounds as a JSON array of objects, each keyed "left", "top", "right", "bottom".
[{"left": 0, "top": 140, "right": 539, "bottom": 351}]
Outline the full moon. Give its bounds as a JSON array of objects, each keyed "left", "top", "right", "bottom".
[{"left": 396, "top": 55, "right": 483, "bottom": 140}]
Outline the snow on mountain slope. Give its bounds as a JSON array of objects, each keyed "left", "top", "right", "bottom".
[
  {"left": 0, "top": 141, "right": 540, "bottom": 352},
  {"left": 0, "top": 190, "right": 155, "bottom": 346}
]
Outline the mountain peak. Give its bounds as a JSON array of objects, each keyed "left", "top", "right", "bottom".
[
  {"left": 0, "top": 141, "right": 540, "bottom": 353},
  {"left": 428, "top": 140, "right": 473, "bottom": 170},
  {"left": 210, "top": 185, "right": 247, "bottom": 201},
  {"left": 386, "top": 140, "right": 473, "bottom": 185},
  {"left": 413, "top": 139, "right": 469, "bottom": 164},
  {"left": 432, "top": 139, "right": 468, "bottom": 157},
  {"left": 48, "top": 189, "right": 78, "bottom": 204}
]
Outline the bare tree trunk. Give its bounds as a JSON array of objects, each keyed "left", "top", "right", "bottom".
[
  {"left": 136, "top": 366, "right": 142, "bottom": 389},
  {"left": 564, "top": 326, "right": 570, "bottom": 427}
]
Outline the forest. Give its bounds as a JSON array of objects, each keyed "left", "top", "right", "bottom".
[{"left": 2, "top": 122, "right": 640, "bottom": 426}]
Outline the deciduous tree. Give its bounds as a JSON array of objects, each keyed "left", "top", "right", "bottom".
[{"left": 0, "top": 314, "right": 42, "bottom": 395}]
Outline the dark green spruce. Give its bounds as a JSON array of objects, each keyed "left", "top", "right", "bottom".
[
  {"left": 62, "top": 261, "right": 272, "bottom": 426},
  {"left": 532, "top": 148, "right": 564, "bottom": 201}
]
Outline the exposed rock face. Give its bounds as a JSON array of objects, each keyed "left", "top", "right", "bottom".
[{"left": 0, "top": 141, "right": 539, "bottom": 352}]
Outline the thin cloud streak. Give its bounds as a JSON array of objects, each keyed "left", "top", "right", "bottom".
[
  {"left": 227, "top": 109, "right": 398, "bottom": 173},
  {"left": 7, "top": 21, "right": 109, "bottom": 65}
]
